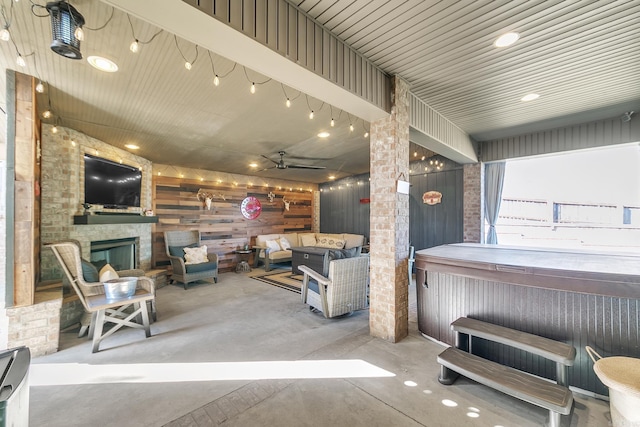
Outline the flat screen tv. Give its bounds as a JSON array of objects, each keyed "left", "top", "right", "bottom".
[{"left": 84, "top": 154, "right": 142, "bottom": 208}]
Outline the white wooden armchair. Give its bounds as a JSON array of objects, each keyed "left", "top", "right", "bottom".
[
  {"left": 47, "top": 241, "right": 155, "bottom": 353},
  {"left": 299, "top": 256, "right": 369, "bottom": 318},
  {"left": 164, "top": 230, "right": 218, "bottom": 289}
]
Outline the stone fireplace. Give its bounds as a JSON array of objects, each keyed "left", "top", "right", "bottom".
[{"left": 90, "top": 237, "right": 139, "bottom": 271}]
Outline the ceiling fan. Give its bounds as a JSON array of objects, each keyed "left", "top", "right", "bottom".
[{"left": 260, "top": 151, "right": 326, "bottom": 171}]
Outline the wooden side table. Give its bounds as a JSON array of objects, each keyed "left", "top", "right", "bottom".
[{"left": 234, "top": 250, "right": 252, "bottom": 273}]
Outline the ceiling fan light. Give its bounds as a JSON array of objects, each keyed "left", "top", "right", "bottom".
[{"left": 46, "top": 1, "right": 85, "bottom": 60}]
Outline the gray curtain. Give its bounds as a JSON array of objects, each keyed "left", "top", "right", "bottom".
[{"left": 484, "top": 162, "right": 506, "bottom": 244}]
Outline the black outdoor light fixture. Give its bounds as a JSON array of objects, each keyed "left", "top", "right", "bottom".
[{"left": 45, "top": 1, "right": 85, "bottom": 60}]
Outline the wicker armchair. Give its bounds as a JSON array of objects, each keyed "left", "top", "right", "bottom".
[
  {"left": 164, "top": 230, "right": 218, "bottom": 289},
  {"left": 299, "top": 256, "right": 369, "bottom": 318},
  {"left": 47, "top": 241, "right": 155, "bottom": 353}
]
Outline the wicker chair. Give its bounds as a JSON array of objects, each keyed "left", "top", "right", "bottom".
[
  {"left": 164, "top": 230, "right": 218, "bottom": 290},
  {"left": 47, "top": 241, "right": 155, "bottom": 353},
  {"left": 299, "top": 256, "right": 369, "bottom": 318}
]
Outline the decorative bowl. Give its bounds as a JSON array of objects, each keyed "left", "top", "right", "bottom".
[{"left": 103, "top": 277, "right": 137, "bottom": 300}]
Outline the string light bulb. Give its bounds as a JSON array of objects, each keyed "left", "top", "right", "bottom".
[
  {"left": 42, "top": 110, "right": 52, "bottom": 119},
  {"left": 364, "top": 131, "right": 369, "bottom": 138},
  {"left": 16, "top": 54, "right": 26, "bottom": 67},
  {"left": 51, "top": 125, "right": 58, "bottom": 134},
  {"left": 250, "top": 83, "right": 256, "bottom": 94},
  {"left": 0, "top": 27, "right": 10, "bottom": 42},
  {"left": 129, "top": 40, "right": 139, "bottom": 53},
  {"left": 74, "top": 27, "right": 84, "bottom": 41},
  {"left": 35, "top": 81, "right": 44, "bottom": 93},
  {"left": 349, "top": 123, "right": 354, "bottom": 132},
  {"left": 309, "top": 110, "right": 314, "bottom": 119},
  {"left": 184, "top": 61, "right": 192, "bottom": 70},
  {"left": 286, "top": 98, "right": 291, "bottom": 108},
  {"left": 330, "top": 118, "right": 335, "bottom": 127},
  {"left": 213, "top": 75, "right": 219, "bottom": 86}
]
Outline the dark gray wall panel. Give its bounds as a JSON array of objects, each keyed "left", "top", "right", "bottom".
[{"left": 417, "top": 271, "right": 640, "bottom": 396}]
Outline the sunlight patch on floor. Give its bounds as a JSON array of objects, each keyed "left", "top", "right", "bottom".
[{"left": 30, "top": 359, "right": 395, "bottom": 386}]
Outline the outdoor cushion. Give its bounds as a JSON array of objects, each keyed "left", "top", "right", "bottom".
[
  {"left": 299, "top": 233, "right": 317, "bottom": 246},
  {"left": 266, "top": 239, "right": 281, "bottom": 252},
  {"left": 168, "top": 243, "right": 197, "bottom": 257},
  {"left": 185, "top": 260, "right": 217, "bottom": 274},
  {"left": 81, "top": 259, "right": 100, "bottom": 282},
  {"left": 278, "top": 238, "right": 291, "bottom": 250},
  {"left": 99, "top": 264, "right": 119, "bottom": 282},
  {"left": 328, "top": 247, "right": 359, "bottom": 261},
  {"left": 269, "top": 250, "right": 292, "bottom": 260},
  {"left": 316, "top": 237, "right": 345, "bottom": 249},
  {"left": 184, "top": 245, "right": 209, "bottom": 264},
  {"left": 343, "top": 234, "right": 365, "bottom": 249}
]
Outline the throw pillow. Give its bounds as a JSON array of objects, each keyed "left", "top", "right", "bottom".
[
  {"left": 278, "top": 238, "right": 291, "bottom": 250},
  {"left": 81, "top": 259, "right": 100, "bottom": 282},
  {"left": 265, "top": 239, "right": 282, "bottom": 252},
  {"left": 99, "top": 264, "right": 119, "bottom": 282},
  {"left": 300, "top": 233, "right": 317, "bottom": 247},
  {"left": 316, "top": 237, "right": 345, "bottom": 249},
  {"left": 168, "top": 243, "right": 198, "bottom": 258},
  {"left": 184, "top": 245, "right": 209, "bottom": 264}
]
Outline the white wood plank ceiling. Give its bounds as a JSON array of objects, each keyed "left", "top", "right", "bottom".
[{"left": 0, "top": 0, "right": 638, "bottom": 182}]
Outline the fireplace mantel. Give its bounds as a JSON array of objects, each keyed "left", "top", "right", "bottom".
[{"left": 73, "top": 214, "right": 158, "bottom": 225}]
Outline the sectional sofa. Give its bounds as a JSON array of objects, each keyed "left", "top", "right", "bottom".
[{"left": 253, "top": 232, "right": 365, "bottom": 271}]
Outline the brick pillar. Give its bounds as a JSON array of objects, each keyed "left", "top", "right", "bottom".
[
  {"left": 463, "top": 163, "right": 483, "bottom": 243},
  {"left": 369, "top": 76, "right": 410, "bottom": 342}
]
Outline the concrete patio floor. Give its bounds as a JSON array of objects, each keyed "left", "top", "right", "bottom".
[{"left": 29, "top": 271, "right": 611, "bottom": 426}]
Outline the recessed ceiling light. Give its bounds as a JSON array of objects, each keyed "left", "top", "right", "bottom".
[
  {"left": 328, "top": 175, "right": 335, "bottom": 180},
  {"left": 87, "top": 56, "right": 118, "bottom": 72},
  {"left": 317, "top": 132, "right": 330, "bottom": 138},
  {"left": 521, "top": 93, "right": 540, "bottom": 102},
  {"left": 249, "top": 162, "right": 258, "bottom": 168},
  {"left": 494, "top": 32, "right": 519, "bottom": 48},
  {"left": 124, "top": 144, "right": 139, "bottom": 150}
]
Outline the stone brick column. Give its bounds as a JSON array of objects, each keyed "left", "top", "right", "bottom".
[
  {"left": 369, "top": 76, "right": 410, "bottom": 342},
  {"left": 463, "top": 163, "right": 483, "bottom": 243}
]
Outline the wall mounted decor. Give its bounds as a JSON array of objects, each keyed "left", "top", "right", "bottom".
[
  {"left": 423, "top": 191, "right": 443, "bottom": 205},
  {"left": 241, "top": 196, "right": 262, "bottom": 219}
]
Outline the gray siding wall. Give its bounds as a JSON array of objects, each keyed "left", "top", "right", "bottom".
[
  {"left": 319, "top": 169, "right": 464, "bottom": 251},
  {"left": 481, "top": 116, "right": 640, "bottom": 162}
]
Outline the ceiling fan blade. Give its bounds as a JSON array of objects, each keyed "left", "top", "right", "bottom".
[
  {"left": 287, "top": 164, "right": 327, "bottom": 170},
  {"left": 256, "top": 165, "right": 277, "bottom": 172},
  {"left": 261, "top": 154, "right": 279, "bottom": 165}
]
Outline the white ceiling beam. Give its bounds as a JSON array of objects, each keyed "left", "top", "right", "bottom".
[{"left": 100, "top": 0, "right": 389, "bottom": 123}]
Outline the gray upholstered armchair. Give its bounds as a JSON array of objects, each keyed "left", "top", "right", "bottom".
[
  {"left": 299, "top": 256, "right": 369, "bottom": 318},
  {"left": 164, "top": 230, "right": 218, "bottom": 289}
]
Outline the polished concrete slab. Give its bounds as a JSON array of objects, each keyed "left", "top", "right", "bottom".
[{"left": 29, "top": 271, "right": 611, "bottom": 427}]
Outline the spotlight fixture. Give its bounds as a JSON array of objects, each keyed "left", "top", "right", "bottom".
[
  {"left": 494, "top": 32, "right": 519, "bottom": 48},
  {"left": 0, "top": 27, "right": 10, "bottom": 42},
  {"left": 521, "top": 93, "right": 540, "bottom": 102},
  {"left": 46, "top": 1, "right": 85, "bottom": 60}
]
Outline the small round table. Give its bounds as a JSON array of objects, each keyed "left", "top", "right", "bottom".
[{"left": 234, "top": 250, "right": 252, "bottom": 273}]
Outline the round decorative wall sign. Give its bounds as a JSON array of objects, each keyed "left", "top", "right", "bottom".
[{"left": 240, "top": 196, "right": 262, "bottom": 219}]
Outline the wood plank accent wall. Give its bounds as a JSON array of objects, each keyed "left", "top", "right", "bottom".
[
  {"left": 480, "top": 116, "right": 640, "bottom": 162},
  {"left": 153, "top": 176, "right": 314, "bottom": 273},
  {"left": 182, "top": 0, "right": 390, "bottom": 113}
]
